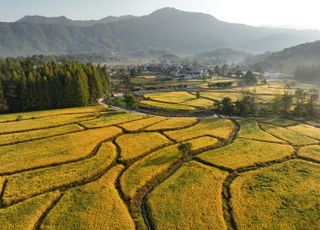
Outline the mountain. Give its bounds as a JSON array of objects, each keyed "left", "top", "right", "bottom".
[
  {"left": 1, "top": 8, "right": 320, "bottom": 57},
  {"left": 246, "top": 40, "right": 320, "bottom": 73},
  {"left": 129, "top": 48, "right": 178, "bottom": 59},
  {"left": 17, "top": 15, "right": 136, "bottom": 27},
  {"left": 195, "top": 48, "right": 251, "bottom": 64}
]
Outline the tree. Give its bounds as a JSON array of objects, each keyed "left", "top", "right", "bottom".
[
  {"left": 305, "top": 89, "right": 319, "bottom": 118},
  {"left": 214, "top": 97, "right": 235, "bottom": 115},
  {"left": 178, "top": 142, "right": 193, "bottom": 160},
  {"left": 280, "top": 91, "right": 293, "bottom": 116},
  {"left": 0, "top": 56, "right": 109, "bottom": 113},
  {"left": 242, "top": 71, "right": 258, "bottom": 86},
  {"left": 294, "top": 88, "right": 307, "bottom": 116},
  {"left": 196, "top": 91, "right": 200, "bottom": 99},
  {"left": 0, "top": 79, "right": 7, "bottom": 112},
  {"left": 124, "top": 93, "right": 138, "bottom": 110},
  {"left": 214, "top": 66, "right": 220, "bottom": 76},
  {"left": 235, "top": 90, "right": 258, "bottom": 116}
]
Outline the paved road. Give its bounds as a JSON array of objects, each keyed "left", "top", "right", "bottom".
[{"left": 98, "top": 99, "right": 241, "bottom": 119}]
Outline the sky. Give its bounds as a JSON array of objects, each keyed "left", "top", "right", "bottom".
[{"left": 1, "top": 0, "right": 320, "bottom": 30}]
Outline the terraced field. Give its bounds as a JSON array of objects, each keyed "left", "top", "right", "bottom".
[{"left": 1, "top": 105, "right": 320, "bottom": 229}]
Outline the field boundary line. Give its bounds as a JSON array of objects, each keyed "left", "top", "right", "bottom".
[
  {"left": 0, "top": 115, "right": 101, "bottom": 135},
  {"left": 0, "top": 133, "right": 123, "bottom": 177},
  {"left": 33, "top": 192, "right": 64, "bottom": 230}
]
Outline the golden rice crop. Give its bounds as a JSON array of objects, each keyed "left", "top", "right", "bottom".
[
  {"left": 237, "top": 119, "right": 284, "bottom": 143},
  {"left": 0, "top": 127, "right": 121, "bottom": 175},
  {"left": 231, "top": 160, "right": 320, "bottom": 229},
  {"left": 0, "top": 105, "right": 105, "bottom": 123},
  {"left": 41, "top": 165, "right": 135, "bottom": 230},
  {"left": 3, "top": 142, "right": 116, "bottom": 205},
  {"left": 255, "top": 117, "right": 298, "bottom": 127},
  {"left": 299, "top": 145, "right": 320, "bottom": 161},
  {"left": 201, "top": 91, "right": 241, "bottom": 101},
  {"left": 81, "top": 113, "right": 146, "bottom": 128},
  {"left": 118, "top": 116, "right": 167, "bottom": 131},
  {"left": 140, "top": 100, "right": 195, "bottom": 111},
  {"left": 147, "top": 161, "right": 228, "bottom": 230},
  {"left": 120, "top": 136, "right": 220, "bottom": 199},
  {"left": 288, "top": 124, "right": 320, "bottom": 140},
  {"left": 0, "top": 113, "right": 98, "bottom": 134},
  {"left": 197, "top": 139, "right": 293, "bottom": 169},
  {"left": 182, "top": 98, "right": 213, "bottom": 108},
  {"left": 145, "top": 117, "right": 198, "bottom": 131},
  {"left": 165, "top": 118, "right": 235, "bottom": 141},
  {"left": 260, "top": 123, "right": 318, "bottom": 145},
  {"left": 144, "top": 92, "right": 196, "bottom": 103},
  {"left": 0, "top": 124, "right": 84, "bottom": 146},
  {"left": 0, "top": 192, "right": 61, "bottom": 230},
  {"left": 116, "top": 132, "right": 172, "bottom": 162}
]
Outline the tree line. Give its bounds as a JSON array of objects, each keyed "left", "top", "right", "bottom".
[
  {"left": 0, "top": 57, "right": 110, "bottom": 113},
  {"left": 294, "top": 64, "right": 320, "bottom": 82},
  {"left": 214, "top": 88, "right": 319, "bottom": 119}
]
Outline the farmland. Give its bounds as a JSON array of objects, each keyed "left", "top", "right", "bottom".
[{"left": 1, "top": 104, "right": 320, "bottom": 229}]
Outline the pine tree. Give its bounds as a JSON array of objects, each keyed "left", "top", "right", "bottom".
[{"left": 0, "top": 78, "right": 7, "bottom": 113}]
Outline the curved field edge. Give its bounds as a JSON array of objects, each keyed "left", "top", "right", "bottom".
[
  {"left": 40, "top": 165, "right": 135, "bottom": 230},
  {"left": 230, "top": 160, "right": 320, "bottom": 229},
  {"left": 0, "top": 192, "right": 61, "bottom": 230},
  {"left": 196, "top": 139, "right": 294, "bottom": 170},
  {"left": 2, "top": 142, "right": 117, "bottom": 206},
  {"left": 0, "top": 127, "right": 122, "bottom": 176},
  {"left": 146, "top": 161, "right": 228, "bottom": 230}
]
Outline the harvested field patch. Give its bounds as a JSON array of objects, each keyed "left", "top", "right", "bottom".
[
  {"left": 41, "top": 165, "right": 135, "bottom": 230},
  {"left": 197, "top": 139, "right": 293, "bottom": 169},
  {"left": 147, "top": 161, "right": 227, "bottom": 229},
  {"left": 116, "top": 132, "right": 172, "bottom": 162},
  {"left": 120, "top": 136, "right": 220, "bottom": 199},
  {"left": 3, "top": 142, "right": 116, "bottom": 206},
  {"left": 165, "top": 118, "right": 235, "bottom": 141},
  {"left": 231, "top": 160, "right": 320, "bottom": 229},
  {"left": 260, "top": 123, "right": 318, "bottom": 145},
  {"left": 0, "top": 127, "right": 121, "bottom": 175},
  {"left": 145, "top": 117, "right": 198, "bottom": 131}
]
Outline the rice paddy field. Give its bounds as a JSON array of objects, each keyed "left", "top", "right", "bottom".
[{"left": 1, "top": 104, "right": 320, "bottom": 229}]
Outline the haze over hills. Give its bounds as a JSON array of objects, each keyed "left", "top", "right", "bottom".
[
  {"left": 1, "top": 7, "right": 320, "bottom": 57},
  {"left": 246, "top": 40, "right": 320, "bottom": 73},
  {"left": 195, "top": 48, "right": 251, "bottom": 64},
  {"left": 17, "top": 15, "right": 136, "bottom": 27}
]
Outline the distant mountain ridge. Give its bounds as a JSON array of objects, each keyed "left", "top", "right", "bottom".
[
  {"left": 195, "top": 48, "right": 251, "bottom": 64},
  {"left": 1, "top": 8, "right": 320, "bottom": 57},
  {"left": 17, "top": 15, "right": 136, "bottom": 27},
  {"left": 246, "top": 40, "right": 320, "bottom": 73}
]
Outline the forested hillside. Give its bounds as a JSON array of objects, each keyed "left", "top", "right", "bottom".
[
  {"left": 0, "top": 57, "right": 110, "bottom": 113},
  {"left": 1, "top": 8, "right": 320, "bottom": 56},
  {"left": 247, "top": 40, "right": 320, "bottom": 73}
]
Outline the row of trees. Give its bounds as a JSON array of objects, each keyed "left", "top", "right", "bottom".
[
  {"left": 214, "top": 88, "right": 319, "bottom": 118},
  {"left": 0, "top": 57, "right": 110, "bottom": 113},
  {"left": 294, "top": 64, "right": 320, "bottom": 82}
]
